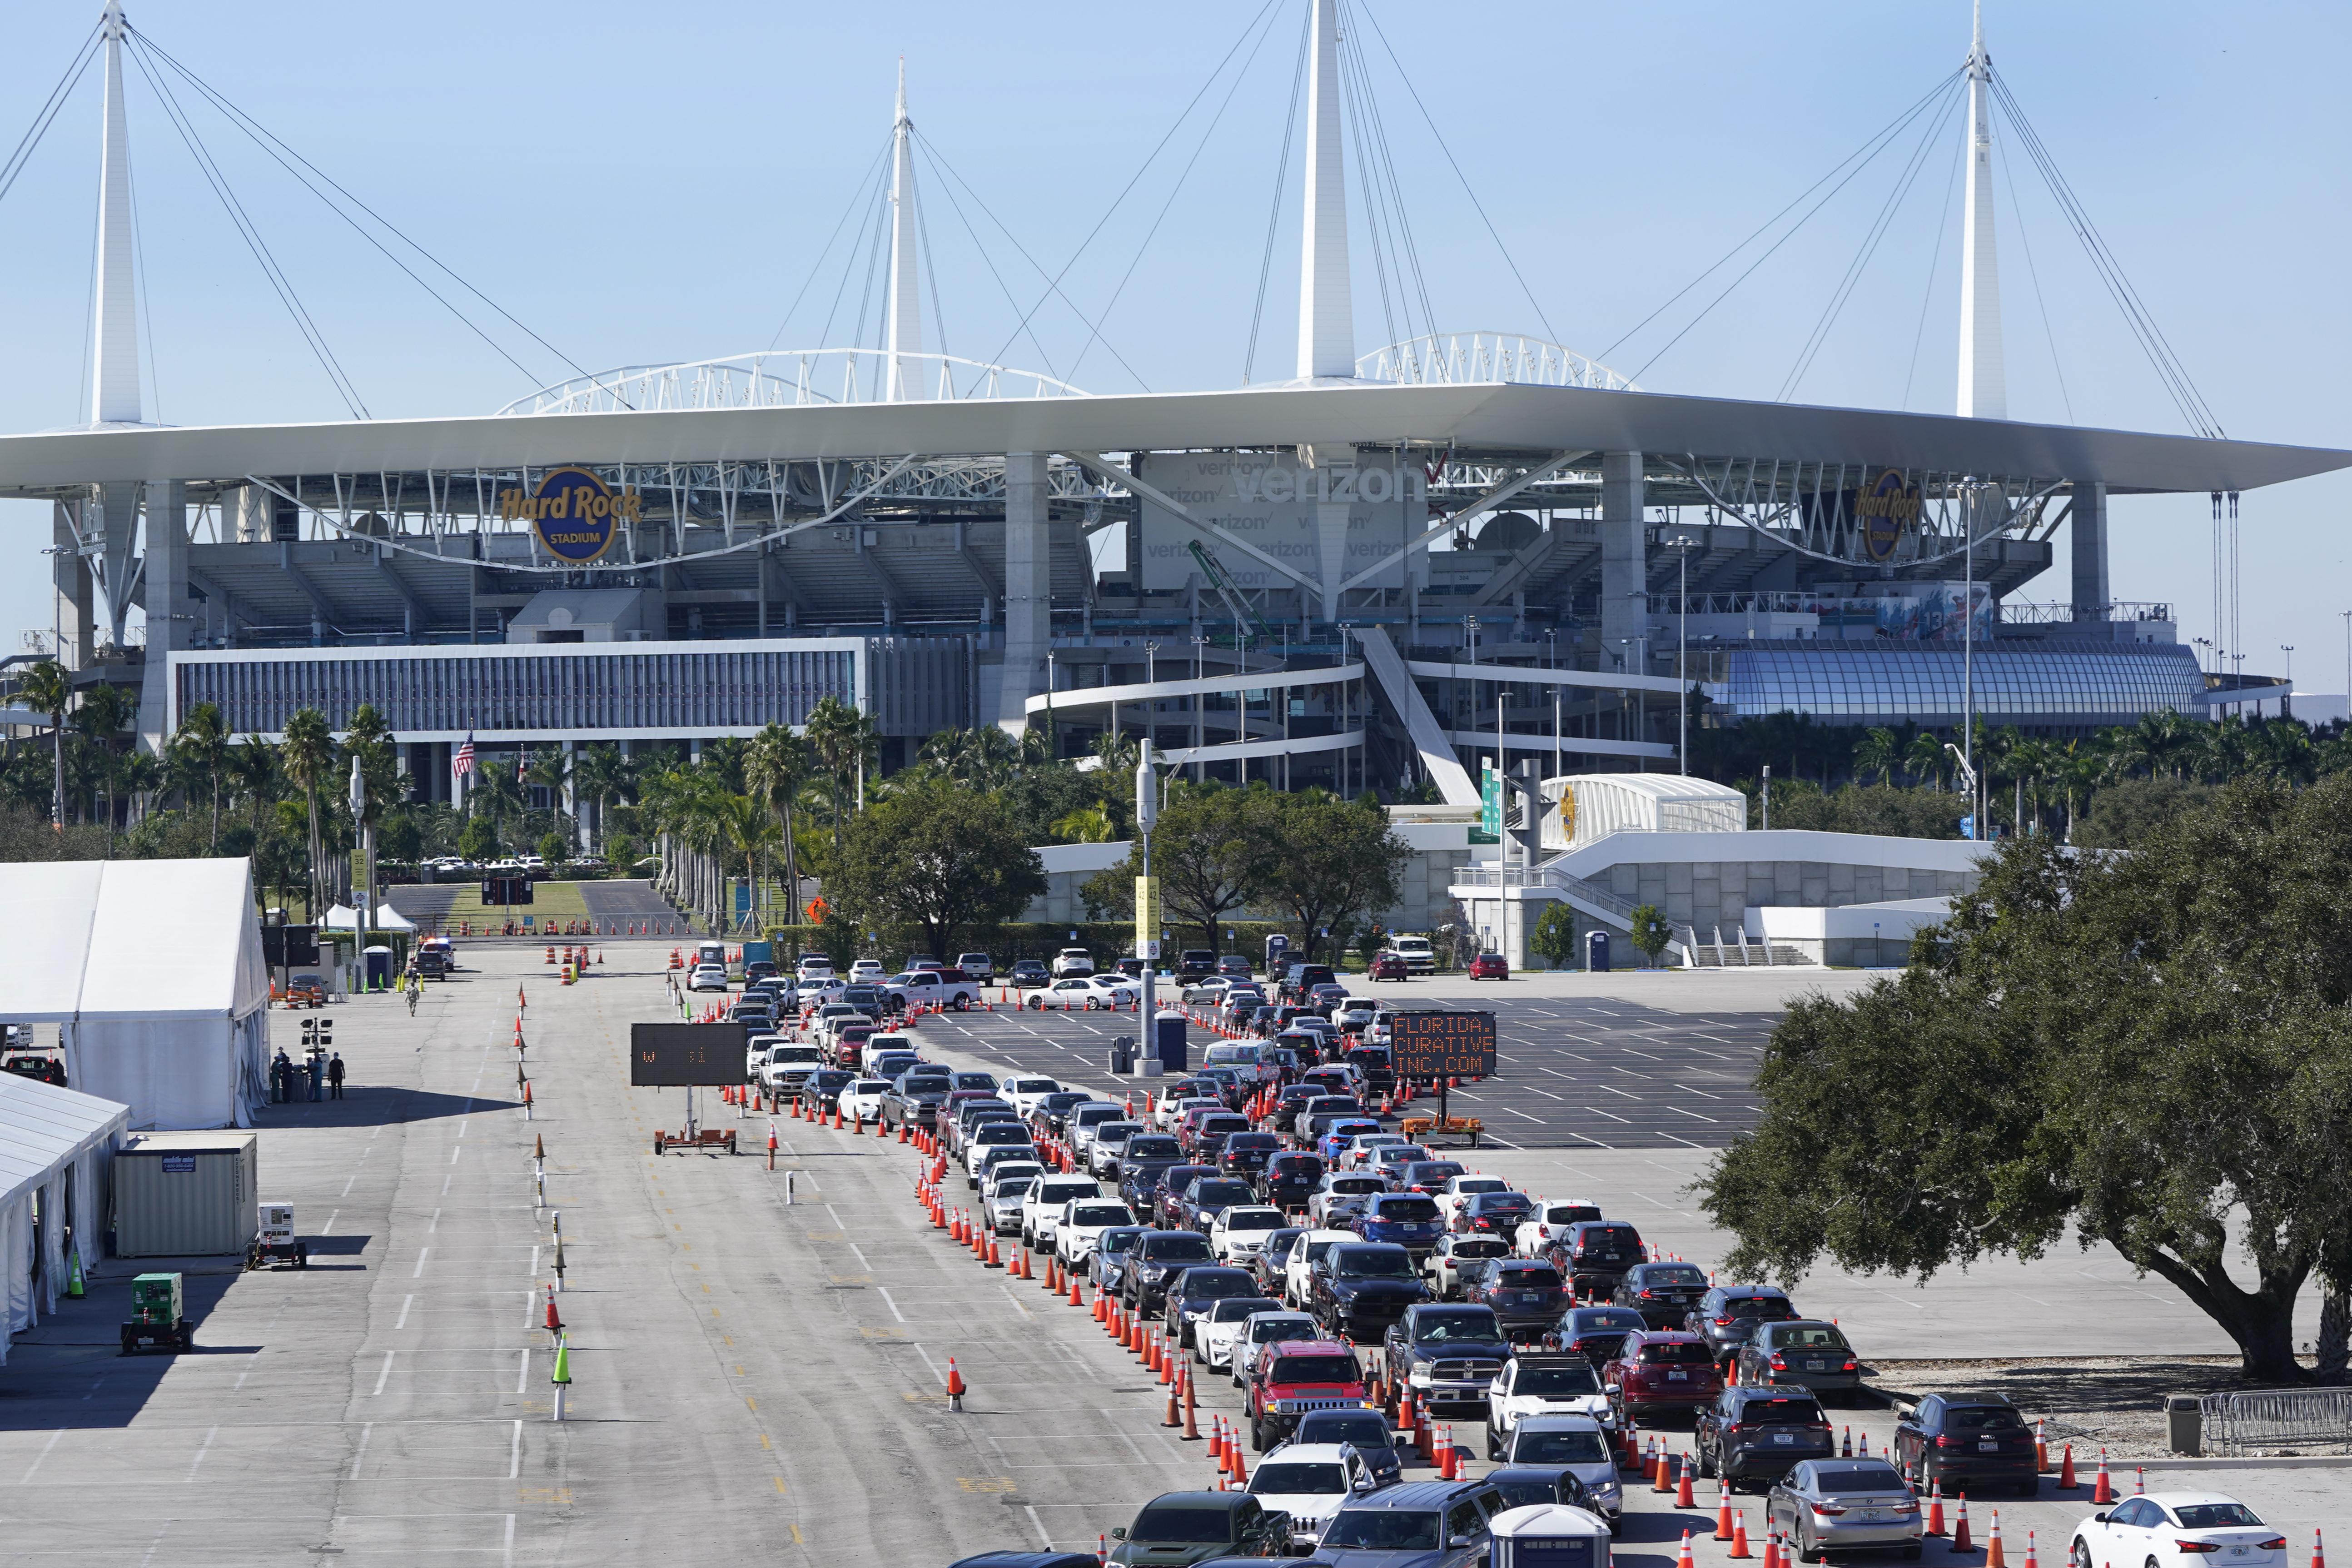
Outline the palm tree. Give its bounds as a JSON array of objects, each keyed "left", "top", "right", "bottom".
[
  {"left": 280, "top": 707, "right": 337, "bottom": 920},
  {"left": 74, "top": 683, "right": 134, "bottom": 849},
  {"left": 710, "top": 790, "right": 781, "bottom": 932},
  {"left": 170, "top": 700, "right": 233, "bottom": 850},
  {"left": 804, "top": 695, "right": 877, "bottom": 856},
  {"left": 16, "top": 659, "right": 69, "bottom": 829},
  {"left": 744, "top": 724, "right": 810, "bottom": 920},
  {"left": 1903, "top": 730, "right": 1945, "bottom": 791},
  {"left": 1853, "top": 727, "right": 1897, "bottom": 787},
  {"left": 570, "top": 743, "right": 632, "bottom": 854},
  {"left": 229, "top": 735, "right": 283, "bottom": 842}
]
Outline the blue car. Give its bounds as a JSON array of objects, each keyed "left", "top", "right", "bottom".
[
  {"left": 1316, "top": 1119, "right": 1385, "bottom": 1161},
  {"left": 1353, "top": 1192, "right": 1447, "bottom": 1255}
]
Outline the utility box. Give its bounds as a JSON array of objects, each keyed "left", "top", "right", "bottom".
[
  {"left": 258, "top": 1202, "right": 295, "bottom": 1247},
  {"left": 129, "top": 1271, "right": 183, "bottom": 1327},
  {"left": 114, "top": 1131, "right": 257, "bottom": 1256}
]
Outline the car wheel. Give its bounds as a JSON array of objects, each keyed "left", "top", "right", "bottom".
[
  {"left": 1250, "top": 1415, "right": 1268, "bottom": 1452},
  {"left": 1697, "top": 1442, "right": 1717, "bottom": 1479},
  {"left": 1797, "top": 1525, "right": 1823, "bottom": 1564},
  {"left": 2069, "top": 1542, "right": 2092, "bottom": 1568},
  {"left": 1485, "top": 1427, "right": 1501, "bottom": 1461},
  {"left": 1027, "top": 996, "right": 1042, "bottom": 1009}
]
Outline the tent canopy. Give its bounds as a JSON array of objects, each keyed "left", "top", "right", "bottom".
[
  {"left": 324, "top": 902, "right": 416, "bottom": 934},
  {"left": 0, "top": 1075, "right": 130, "bottom": 1213},
  {"left": 0, "top": 859, "right": 269, "bottom": 1023}
]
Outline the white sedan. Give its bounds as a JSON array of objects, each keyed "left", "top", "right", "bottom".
[
  {"left": 1054, "top": 1196, "right": 1141, "bottom": 1272},
  {"left": 687, "top": 964, "right": 730, "bottom": 992},
  {"left": 840, "top": 1078, "right": 891, "bottom": 1123},
  {"left": 2069, "top": 1495, "right": 2287, "bottom": 1568},
  {"left": 1438, "top": 1174, "right": 1514, "bottom": 1225},
  {"left": 1002, "top": 1076, "right": 1064, "bottom": 1117},
  {"left": 1208, "top": 1205, "right": 1289, "bottom": 1263},
  {"left": 848, "top": 959, "right": 886, "bottom": 982},
  {"left": 1024, "top": 976, "right": 1138, "bottom": 1010}
]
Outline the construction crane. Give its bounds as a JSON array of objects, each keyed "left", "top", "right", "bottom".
[{"left": 1186, "top": 539, "right": 1277, "bottom": 651}]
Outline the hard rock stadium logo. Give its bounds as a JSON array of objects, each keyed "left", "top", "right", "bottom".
[{"left": 499, "top": 467, "right": 644, "bottom": 564}]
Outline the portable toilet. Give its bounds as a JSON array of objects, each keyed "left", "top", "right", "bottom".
[
  {"left": 363, "top": 944, "right": 393, "bottom": 989},
  {"left": 1489, "top": 1501, "right": 1612, "bottom": 1568}
]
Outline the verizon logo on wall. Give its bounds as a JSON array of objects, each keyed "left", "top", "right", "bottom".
[{"left": 1134, "top": 451, "right": 1428, "bottom": 595}]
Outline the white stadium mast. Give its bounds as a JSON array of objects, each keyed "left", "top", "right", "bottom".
[
  {"left": 1955, "top": 0, "right": 2006, "bottom": 420},
  {"left": 93, "top": 0, "right": 141, "bottom": 427},
  {"left": 1295, "top": 0, "right": 1354, "bottom": 383},
  {"left": 885, "top": 58, "right": 924, "bottom": 402}
]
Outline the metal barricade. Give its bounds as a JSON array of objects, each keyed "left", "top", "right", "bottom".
[{"left": 2197, "top": 1389, "right": 2352, "bottom": 1455}]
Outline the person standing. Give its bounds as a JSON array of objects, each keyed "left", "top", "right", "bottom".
[{"left": 327, "top": 1052, "right": 347, "bottom": 1100}]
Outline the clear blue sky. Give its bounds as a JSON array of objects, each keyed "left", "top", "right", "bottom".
[{"left": 0, "top": 1, "right": 2343, "bottom": 691}]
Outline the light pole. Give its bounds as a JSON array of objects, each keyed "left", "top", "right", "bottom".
[
  {"left": 1944, "top": 742, "right": 1981, "bottom": 839},
  {"left": 1044, "top": 648, "right": 1057, "bottom": 761},
  {"left": 1136, "top": 738, "right": 1159, "bottom": 1046},
  {"left": 1189, "top": 634, "right": 1208, "bottom": 781},
  {"left": 2281, "top": 644, "right": 2295, "bottom": 720},
  {"left": 1671, "top": 535, "right": 1700, "bottom": 775}
]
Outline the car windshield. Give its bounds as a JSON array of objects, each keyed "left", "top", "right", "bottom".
[
  {"left": 1297, "top": 1410, "right": 1392, "bottom": 1449},
  {"left": 991, "top": 1179, "right": 1029, "bottom": 1197},
  {"left": 1127, "top": 1137, "right": 1182, "bottom": 1160},
  {"left": 1210, "top": 1298, "right": 1282, "bottom": 1323},
  {"left": 1647, "top": 1265, "right": 1708, "bottom": 1286},
  {"left": 1126, "top": 1505, "right": 1236, "bottom": 1545},
  {"left": 1414, "top": 1309, "right": 1502, "bottom": 1342},
  {"left": 1740, "top": 1398, "right": 1825, "bottom": 1424},
  {"left": 1497, "top": 1267, "right": 1565, "bottom": 1289},
  {"left": 1474, "top": 1194, "right": 1535, "bottom": 1214},
  {"left": 1517, "top": 1364, "right": 1604, "bottom": 1396},
  {"left": 1492, "top": 1478, "right": 1566, "bottom": 1509},
  {"left": 1334, "top": 1249, "right": 1412, "bottom": 1278},
  {"left": 1184, "top": 1273, "right": 1256, "bottom": 1299},
  {"left": 1253, "top": 1462, "right": 1348, "bottom": 1495},
  {"left": 1726, "top": 1295, "right": 1790, "bottom": 1315},
  {"left": 1641, "top": 1341, "right": 1713, "bottom": 1364},
  {"left": 1370, "top": 1198, "right": 1441, "bottom": 1220},
  {"left": 1250, "top": 1316, "right": 1315, "bottom": 1341},
  {"left": 1192, "top": 1181, "right": 1253, "bottom": 1206},
  {"left": 1776, "top": 1326, "right": 1850, "bottom": 1349},
  {"left": 1323, "top": 1510, "right": 1441, "bottom": 1551},
  {"left": 1452, "top": 1239, "right": 1511, "bottom": 1259},
  {"left": 1099, "top": 1231, "right": 1144, "bottom": 1255},
  {"left": 1575, "top": 1309, "right": 1648, "bottom": 1331},
  {"left": 1517, "top": 1429, "right": 1611, "bottom": 1464},
  {"left": 2173, "top": 1505, "right": 2266, "bottom": 1529},
  {"left": 1072, "top": 1205, "right": 1131, "bottom": 1225},
  {"left": 1456, "top": 1180, "right": 1509, "bottom": 1195},
  {"left": 1408, "top": 1165, "right": 1465, "bottom": 1184},
  {"left": 1270, "top": 1354, "right": 1358, "bottom": 1384},
  {"left": 1816, "top": 1465, "right": 1905, "bottom": 1493},
  {"left": 1141, "top": 1234, "right": 1214, "bottom": 1261},
  {"left": 1223, "top": 1210, "right": 1283, "bottom": 1231},
  {"left": 1944, "top": 1406, "right": 2024, "bottom": 1432}
]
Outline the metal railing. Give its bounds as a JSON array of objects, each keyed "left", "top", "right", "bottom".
[
  {"left": 1452, "top": 860, "right": 1690, "bottom": 963},
  {"left": 1999, "top": 601, "right": 2174, "bottom": 625},
  {"left": 2198, "top": 1389, "right": 2352, "bottom": 1455},
  {"left": 1357, "top": 332, "right": 1640, "bottom": 392},
  {"left": 497, "top": 349, "right": 1089, "bottom": 416}
]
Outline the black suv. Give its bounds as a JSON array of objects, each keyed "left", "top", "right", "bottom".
[
  {"left": 1116, "top": 1135, "right": 1188, "bottom": 1214},
  {"left": 1686, "top": 1284, "right": 1800, "bottom": 1369},
  {"left": 1311, "top": 1241, "right": 1429, "bottom": 1340},
  {"left": 1548, "top": 1219, "right": 1646, "bottom": 1294},
  {"left": 1121, "top": 1229, "right": 1218, "bottom": 1314},
  {"left": 1257, "top": 1153, "right": 1326, "bottom": 1212},
  {"left": 1696, "top": 1386, "right": 1834, "bottom": 1488},
  {"left": 1615, "top": 1260, "right": 1711, "bottom": 1327},
  {"left": 1175, "top": 950, "right": 1220, "bottom": 982},
  {"left": 1546, "top": 1304, "right": 1649, "bottom": 1363},
  {"left": 1889, "top": 1392, "right": 2039, "bottom": 1495}
]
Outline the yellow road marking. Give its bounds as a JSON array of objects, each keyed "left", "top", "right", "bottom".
[
  {"left": 958, "top": 1478, "right": 1018, "bottom": 1493},
  {"left": 774, "top": 1476, "right": 788, "bottom": 1494},
  {"left": 788, "top": 1524, "right": 805, "bottom": 1544},
  {"left": 746, "top": 1396, "right": 758, "bottom": 1412},
  {"left": 760, "top": 1434, "right": 771, "bottom": 1449},
  {"left": 859, "top": 1327, "right": 905, "bottom": 1339}
]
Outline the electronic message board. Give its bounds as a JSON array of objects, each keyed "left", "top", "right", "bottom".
[
  {"left": 629, "top": 1022, "right": 748, "bottom": 1086},
  {"left": 1390, "top": 1010, "right": 1497, "bottom": 1080}
]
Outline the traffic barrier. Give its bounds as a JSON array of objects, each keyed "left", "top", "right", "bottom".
[
  {"left": 1952, "top": 1495, "right": 1972, "bottom": 1553},
  {"left": 1987, "top": 1511, "right": 2006, "bottom": 1568},
  {"left": 2091, "top": 1450, "right": 2113, "bottom": 1504},
  {"left": 2035, "top": 1420, "right": 2049, "bottom": 1473},
  {"left": 945, "top": 1357, "right": 965, "bottom": 1412},
  {"left": 544, "top": 1285, "right": 562, "bottom": 1331},
  {"left": 1729, "top": 1510, "right": 1750, "bottom": 1560}
]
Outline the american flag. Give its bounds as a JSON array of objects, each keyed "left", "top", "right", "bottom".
[{"left": 453, "top": 734, "right": 476, "bottom": 778}]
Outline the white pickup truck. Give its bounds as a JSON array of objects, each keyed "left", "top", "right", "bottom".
[
  {"left": 755, "top": 1043, "right": 823, "bottom": 1096},
  {"left": 885, "top": 970, "right": 983, "bottom": 1011}
]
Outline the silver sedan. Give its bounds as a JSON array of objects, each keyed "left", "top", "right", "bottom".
[{"left": 1765, "top": 1459, "right": 1922, "bottom": 1562}]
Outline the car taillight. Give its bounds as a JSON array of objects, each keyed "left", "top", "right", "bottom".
[
  {"left": 2175, "top": 1546, "right": 2221, "bottom": 1556},
  {"left": 1810, "top": 1504, "right": 1846, "bottom": 1517},
  {"left": 1808, "top": 1422, "right": 1831, "bottom": 1432},
  {"left": 1715, "top": 1317, "right": 1736, "bottom": 1326},
  {"left": 1640, "top": 1289, "right": 1656, "bottom": 1299},
  {"left": 2258, "top": 1542, "right": 2288, "bottom": 1553},
  {"left": 1770, "top": 1354, "right": 1788, "bottom": 1370},
  {"left": 1934, "top": 1435, "right": 1955, "bottom": 1448},
  {"left": 1841, "top": 1358, "right": 1858, "bottom": 1371}
]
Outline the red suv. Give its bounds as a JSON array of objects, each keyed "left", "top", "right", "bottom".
[
  {"left": 1603, "top": 1329, "right": 1723, "bottom": 1418},
  {"left": 1468, "top": 952, "right": 1509, "bottom": 981},
  {"left": 1370, "top": 952, "right": 1409, "bottom": 981},
  {"left": 1245, "top": 1338, "right": 1367, "bottom": 1452}
]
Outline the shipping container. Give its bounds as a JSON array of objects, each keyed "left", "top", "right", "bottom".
[{"left": 114, "top": 1131, "right": 257, "bottom": 1256}]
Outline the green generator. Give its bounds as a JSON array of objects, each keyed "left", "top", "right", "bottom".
[{"left": 121, "top": 1272, "right": 192, "bottom": 1355}]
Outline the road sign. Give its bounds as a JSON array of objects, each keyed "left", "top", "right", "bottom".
[
  {"left": 1391, "top": 1010, "right": 1497, "bottom": 1080},
  {"left": 629, "top": 1023, "right": 749, "bottom": 1086}
]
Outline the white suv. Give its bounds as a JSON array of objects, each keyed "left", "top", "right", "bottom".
[
  {"left": 1052, "top": 947, "right": 1095, "bottom": 977},
  {"left": 1516, "top": 1200, "right": 1605, "bottom": 1259}
]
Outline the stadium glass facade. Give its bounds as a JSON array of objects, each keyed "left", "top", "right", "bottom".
[{"left": 1723, "top": 642, "right": 2203, "bottom": 730}]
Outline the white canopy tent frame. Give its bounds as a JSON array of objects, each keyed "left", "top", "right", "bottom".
[{"left": 0, "top": 1076, "right": 131, "bottom": 1359}]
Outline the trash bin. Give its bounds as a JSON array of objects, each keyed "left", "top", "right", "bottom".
[
  {"left": 1153, "top": 1010, "right": 1188, "bottom": 1075},
  {"left": 1586, "top": 930, "right": 1611, "bottom": 973},
  {"left": 2165, "top": 1395, "right": 2202, "bottom": 1456},
  {"left": 1109, "top": 1035, "right": 1137, "bottom": 1075}
]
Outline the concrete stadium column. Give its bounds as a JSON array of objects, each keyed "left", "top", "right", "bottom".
[
  {"left": 2070, "top": 481, "right": 2110, "bottom": 621},
  {"left": 135, "top": 480, "right": 188, "bottom": 752},
  {"left": 1601, "top": 451, "right": 1646, "bottom": 673},
  {"left": 51, "top": 502, "right": 94, "bottom": 671},
  {"left": 995, "top": 451, "right": 1052, "bottom": 735}
]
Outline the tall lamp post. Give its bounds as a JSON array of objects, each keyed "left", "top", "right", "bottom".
[
  {"left": 1670, "top": 534, "right": 1700, "bottom": 775},
  {"left": 1136, "top": 738, "right": 1158, "bottom": 1039},
  {"left": 2280, "top": 644, "right": 2295, "bottom": 721}
]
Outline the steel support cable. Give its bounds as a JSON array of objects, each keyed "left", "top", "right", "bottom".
[
  {"left": 980, "top": 0, "right": 1283, "bottom": 375},
  {"left": 816, "top": 167, "right": 890, "bottom": 352},
  {"left": 767, "top": 139, "right": 891, "bottom": 352},
  {"left": 244, "top": 454, "right": 924, "bottom": 576},
  {"left": 1065, "top": 0, "right": 1284, "bottom": 388},
  {"left": 1994, "top": 99, "right": 2075, "bottom": 424},
  {"left": 1989, "top": 69, "right": 2219, "bottom": 437},
  {"left": 909, "top": 137, "right": 1066, "bottom": 384},
  {"left": 1341, "top": 12, "right": 1438, "bottom": 343},
  {"left": 912, "top": 133, "right": 1148, "bottom": 394},
  {"left": 1243, "top": 5, "right": 1312, "bottom": 384},
  {"left": 129, "top": 25, "right": 598, "bottom": 393},
  {"left": 0, "top": 22, "right": 101, "bottom": 211},
  {"left": 1352, "top": 0, "right": 1561, "bottom": 345},
  {"left": 849, "top": 170, "right": 893, "bottom": 369},
  {"left": 1334, "top": 20, "right": 1401, "bottom": 351},
  {"left": 124, "top": 39, "right": 367, "bottom": 418},
  {"left": 1778, "top": 80, "right": 1966, "bottom": 402},
  {"left": 1664, "top": 458, "right": 2061, "bottom": 569},
  {"left": 1596, "top": 67, "right": 1965, "bottom": 371},
  {"left": 1900, "top": 122, "right": 1968, "bottom": 410}
]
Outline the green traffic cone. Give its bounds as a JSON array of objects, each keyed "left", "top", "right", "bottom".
[
  {"left": 550, "top": 1340, "right": 571, "bottom": 1385},
  {"left": 65, "top": 1248, "right": 84, "bottom": 1299}
]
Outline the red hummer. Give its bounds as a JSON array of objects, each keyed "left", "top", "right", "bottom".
[{"left": 1245, "top": 1338, "right": 1368, "bottom": 1454}]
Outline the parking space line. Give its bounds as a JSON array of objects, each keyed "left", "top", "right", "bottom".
[
  {"left": 517, "top": 1350, "right": 529, "bottom": 1393},
  {"left": 18, "top": 1427, "right": 63, "bottom": 1484},
  {"left": 184, "top": 1425, "right": 218, "bottom": 1483},
  {"left": 372, "top": 1351, "right": 395, "bottom": 1395},
  {"left": 349, "top": 1422, "right": 373, "bottom": 1480},
  {"left": 413, "top": 1249, "right": 429, "bottom": 1278},
  {"left": 507, "top": 1421, "right": 522, "bottom": 1479}
]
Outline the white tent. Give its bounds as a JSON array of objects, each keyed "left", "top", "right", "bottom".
[
  {"left": 0, "top": 859, "right": 273, "bottom": 1130},
  {"left": 0, "top": 1075, "right": 130, "bottom": 1362},
  {"left": 323, "top": 901, "right": 416, "bottom": 934}
]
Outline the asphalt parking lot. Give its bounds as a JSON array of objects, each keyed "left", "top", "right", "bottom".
[{"left": 2, "top": 949, "right": 2341, "bottom": 1566}]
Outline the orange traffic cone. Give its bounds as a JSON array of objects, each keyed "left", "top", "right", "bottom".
[
  {"left": 945, "top": 1357, "right": 966, "bottom": 1412},
  {"left": 1764, "top": 1529, "right": 1781, "bottom": 1568},
  {"left": 1952, "top": 1495, "right": 1973, "bottom": 1553},
  {"left": 2313, "top": 1529, "right": 2325, "bottom": 1568},
  {"left": 1438, "top": 1426, "right": 1458, "bottom": 1481},
  {"left": 1208, "top": 1417, "right": 1225, "bottom": 1462},
  {"left": 1716, "top": 1480, "right": 1736, "bottom": 1540},
  {"left": 1679, "top": 1532, "right": 1698, "bottom": 1568},
  {"left": 1068, "top": 1271, "right": 1084, "bottom": 1308},
  {"left": 1729, "top": 1510, "right": 1751, "bottom": 1560},
  {"left": 2034, "top": 1420, "right": 2049, "bottom": 1473},
  {"left": 2092, "top": 1450, "right": 2113, "bottom": 1505},
  {"left": 1653, "top": 1441, "right": 1673, "bottom": 1492},
  {"left": 2024, "top": 1531, "right": 2040, "bottom": 1568},
  {"left": 1678, "top": 1454, "right": 1697, "bottom": 1508},
  {"left": 2134, "top": 1467, "right": 2145, "bottom": 1497},
  {"left": 1926, "top": 1482, "right": 1945, "bottom": 1536},
  {"left": 2059, "top": 1445, "right": 2077, "bottom": 1489},
  {"left": 1987, "top": 1511, "right": 2007, "bottom": 1568}
]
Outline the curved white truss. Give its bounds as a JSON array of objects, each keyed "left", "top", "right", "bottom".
[
  {"left": 1357, "top": 332, "right": 1640, "bottom": 393},
  {"left": 496, "top": 349, "right": 1090, "bottom": 417}
]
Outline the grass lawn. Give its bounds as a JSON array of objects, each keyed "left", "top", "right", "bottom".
[{"left": 436, "top": 881, "right": 594, "bottom": 920}]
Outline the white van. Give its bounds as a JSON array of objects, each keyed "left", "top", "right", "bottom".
[{"left": 1387, "top": 935, "right": 1437, "bottom": 973}]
